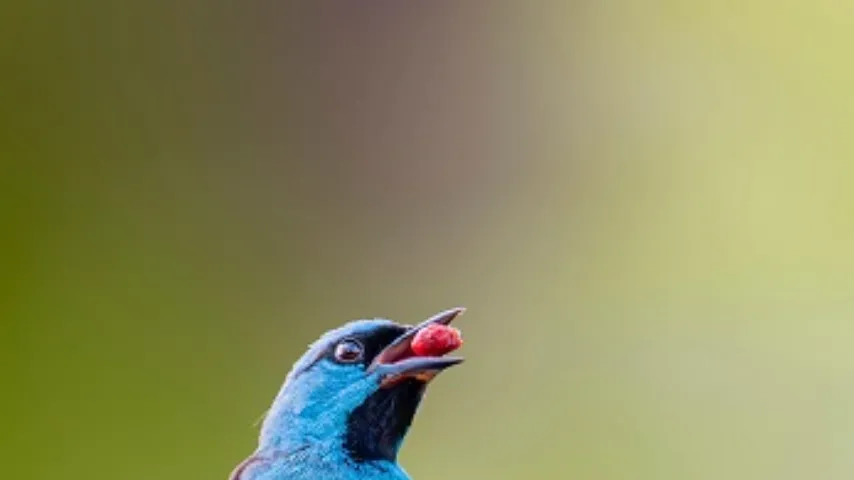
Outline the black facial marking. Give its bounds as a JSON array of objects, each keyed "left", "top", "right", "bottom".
[
  {"left": 344, "top": 378, "right": 427, "bottom": 463},
  {"left": 293, "top": 323, "right": 409, "bottom": 378},
  {"left": 338, "top": 325, "right": 408, "bottom": 367}
]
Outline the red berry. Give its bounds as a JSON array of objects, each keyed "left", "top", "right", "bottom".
[{"left": 411, "top": 324, "right": 463, "bottom": 357}]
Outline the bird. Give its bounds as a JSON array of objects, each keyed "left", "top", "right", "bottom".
[{"left": 229, "top": 307, "right": 466, "bottom": 480}]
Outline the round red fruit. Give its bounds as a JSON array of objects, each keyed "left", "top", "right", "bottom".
[{"left": 411, "top": 324, "right": 463, "bottom": 357}]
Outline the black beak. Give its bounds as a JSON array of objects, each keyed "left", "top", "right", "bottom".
[{"left": 368, "top": 307, "right": 465, "bottom": 387}]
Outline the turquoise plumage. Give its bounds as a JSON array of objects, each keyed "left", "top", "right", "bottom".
[{"left": 230, "top": 308, "right": 465, "bottom": 480}]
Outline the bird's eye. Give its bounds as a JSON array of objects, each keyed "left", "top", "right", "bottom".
[{"left": 334, "top": 339, "right": 364, "bottom": 363}]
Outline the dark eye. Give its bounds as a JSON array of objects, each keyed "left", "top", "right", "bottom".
[{"left": 334, "top": 339, "right": 364, "bottom": 363}]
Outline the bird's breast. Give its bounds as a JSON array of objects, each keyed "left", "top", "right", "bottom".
[{"left": 231, "top": 446, "right": 411, "bottom": 480}]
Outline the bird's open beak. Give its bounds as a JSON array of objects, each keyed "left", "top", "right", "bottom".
[{"left": 368, "top": 307, "right": 465, "bottom": 388}]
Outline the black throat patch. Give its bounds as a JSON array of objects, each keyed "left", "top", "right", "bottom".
[{"left": 344, "top": 379, "right": 427, "bottom": 463}]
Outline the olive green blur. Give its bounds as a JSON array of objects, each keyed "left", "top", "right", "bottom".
[{"left": 3, "top": 3, "right": 853, "bottom": 479}]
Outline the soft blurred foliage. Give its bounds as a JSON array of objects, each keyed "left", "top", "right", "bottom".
[{"left": 3, "top": 2, "right": 853, "bottom": 479}]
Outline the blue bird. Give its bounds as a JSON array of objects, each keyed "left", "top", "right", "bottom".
[{"left": 229, "top": 307, "right": 466, "bottom": 480}]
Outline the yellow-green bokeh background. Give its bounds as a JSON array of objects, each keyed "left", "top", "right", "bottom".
[{"left": 3, "top": 3, "right": 853, "bottom": 479}]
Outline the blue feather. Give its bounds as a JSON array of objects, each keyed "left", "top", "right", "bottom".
[
  {"left": 260, "top": 321, "right": 399, "bottom": 450},
  {"left": 230, "top": 312, "right": 462, "bottom": 480}
]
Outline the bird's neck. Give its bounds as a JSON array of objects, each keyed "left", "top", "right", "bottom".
[
  {"left": 259, "top": 399, "right": 412, "bottom": 480},
  {"left": 259, "top": 382, "right": 350, "bottom": 451},
  {"left": 258, "top": 378, "right": 426, "bottom": 466},
  {"left": 342, "top": 379, "right": 426, "bottom": 463}
]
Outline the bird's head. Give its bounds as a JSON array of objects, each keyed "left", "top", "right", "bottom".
[{"left": 259, "top": 307, "right": 465, "bottom": 463}]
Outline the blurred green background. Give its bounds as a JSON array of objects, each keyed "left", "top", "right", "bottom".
[{"left": 3, "top": 2, "right": 854, "bottom": 479}]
